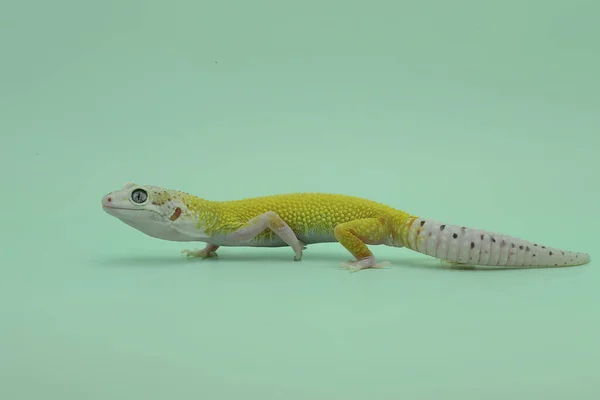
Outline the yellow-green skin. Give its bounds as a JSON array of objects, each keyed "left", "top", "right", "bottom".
[{"left": 177, "top": 191, "right": 415, "bottom": 260}]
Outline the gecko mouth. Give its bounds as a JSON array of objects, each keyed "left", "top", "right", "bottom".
[
  {"left": 102, "top": 205, "right": 162, "bottom": 220},
  {"left": 102, "top": 205, "right": 143, "bottom": 211}
]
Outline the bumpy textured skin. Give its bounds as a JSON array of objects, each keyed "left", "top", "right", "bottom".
[{"left": 101, "top": 183, "right": 591, "bottom": 270}]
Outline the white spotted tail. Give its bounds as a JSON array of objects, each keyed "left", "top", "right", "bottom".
[{"left": 402, "top": 218, "right": 590, "bottom": 267}]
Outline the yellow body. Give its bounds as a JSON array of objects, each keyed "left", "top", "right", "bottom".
[{"left": 181, "top": 192, "right": 416, "bottom": 261}]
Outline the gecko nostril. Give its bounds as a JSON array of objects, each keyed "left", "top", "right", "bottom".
[{"left": 107, "top": 197, "right": 112, "bottom": 202}]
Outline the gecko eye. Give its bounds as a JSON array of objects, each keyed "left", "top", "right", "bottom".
[{"left": 131, "top": 188, "right": 148, "bottom": 204}]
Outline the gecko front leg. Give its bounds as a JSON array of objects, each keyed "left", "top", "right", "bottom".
[
  {"left": 182, "top": 243, "right": 219, "bottom": 259},
  {"left": 227, "top": 211, "right": 305, "bottom": 261},
  {"left": 334, "top": 217, "right": 392, "bottom": 272}
]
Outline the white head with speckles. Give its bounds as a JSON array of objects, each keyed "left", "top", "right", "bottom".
[{"left": 101, "top": 182, "right": 206, "bottom": 242}]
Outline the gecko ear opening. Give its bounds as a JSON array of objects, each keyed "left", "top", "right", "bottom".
[{"left": 169, "top": 207, "right": 182, "bottom": 221}]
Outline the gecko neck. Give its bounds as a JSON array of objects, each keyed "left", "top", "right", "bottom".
[{"left": 171, "top": 193, "right": 225, "bottom": 240}]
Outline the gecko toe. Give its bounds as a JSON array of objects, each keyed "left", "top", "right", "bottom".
[
  {"left": 181, "top": 248, "right": 218, "bottom": 259},
  {"left": 340, "top": 257, "right": 391, "bottom": 272}
]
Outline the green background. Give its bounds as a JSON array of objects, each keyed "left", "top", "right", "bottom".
[{"left": 1, "top": 0, "right": 599, "bottom": 399}]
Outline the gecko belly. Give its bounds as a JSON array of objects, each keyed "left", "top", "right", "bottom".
[{"left": 209, "top": 231, "right": 338, "bottom": 247}]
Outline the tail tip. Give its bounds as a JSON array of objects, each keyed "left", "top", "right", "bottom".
[{"left": 575, "top": 252, "right": 591, "bottom": 265}]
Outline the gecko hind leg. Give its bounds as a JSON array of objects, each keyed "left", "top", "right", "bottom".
[
  {"left": 182, "top": 243, "right": 219, "bottom": 259},
  {"left": 334, "top": 217, "right": 392, "bottom": 272},
  {"left": 227, "top": 211, "right": 305, "bottom": 261}
]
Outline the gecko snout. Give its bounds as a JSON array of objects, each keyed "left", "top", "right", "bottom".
[{"left": 101, "top": 194, "right": 114, "bottom": 208}]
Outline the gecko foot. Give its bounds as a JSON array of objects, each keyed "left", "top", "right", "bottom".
[
  {"left": 340, "top": 256, "right": 391, "bottom": 272},
  {"left": 293, "top": 241, "right": 307, "bottom": 261},
  {"left": 181, "top": 247, "right": 218, "bottom": 259}
]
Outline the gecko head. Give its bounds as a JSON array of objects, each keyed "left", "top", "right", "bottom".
[{"left": 101, "top": 182, "right": 188, "bottom": 240}]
